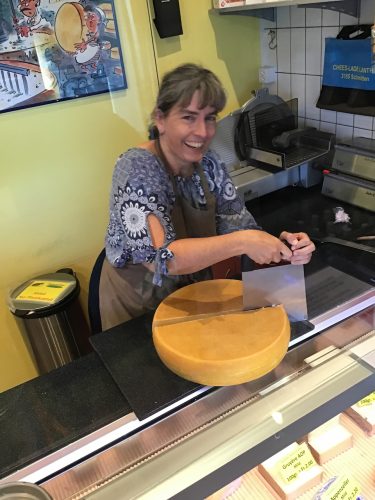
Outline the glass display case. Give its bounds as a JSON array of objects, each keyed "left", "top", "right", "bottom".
[{"left": 35, "top": 304, "right": 374, "bottom": 500}]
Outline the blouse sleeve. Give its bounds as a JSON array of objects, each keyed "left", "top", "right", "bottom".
[
  {"left": 105, "top": 149, "right": 177, "bottom": 286},
  {"left": 202, "top": 150, "right": 262, "bottom": 235}
]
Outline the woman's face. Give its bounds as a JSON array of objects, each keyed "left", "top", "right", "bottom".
[{"left": 155, "top": 90, "right": 217, "bottom": 176}]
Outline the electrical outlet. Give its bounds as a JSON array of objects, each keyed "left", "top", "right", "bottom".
[{"left": 259, "top": 66, "right": 276, "bottom": 84}]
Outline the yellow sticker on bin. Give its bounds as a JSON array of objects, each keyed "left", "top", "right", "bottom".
[{"left": 16, "top": 281, "right": 71, "bottom": 303}]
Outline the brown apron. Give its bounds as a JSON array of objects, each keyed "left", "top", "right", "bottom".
[{"left": 99, "top": 149, "right": 217, "bottom": 331}]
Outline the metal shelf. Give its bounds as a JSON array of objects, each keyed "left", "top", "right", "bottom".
[{"left": 212, "top": 0, "right": 359, "bottom": 22}]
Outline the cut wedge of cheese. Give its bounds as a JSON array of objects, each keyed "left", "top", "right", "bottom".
[
  {"left": 345, "top": 399, "right": 375, "bottom": 436},
  {"left": 258, "top": 442, "right": 323, "bottom": 500},
  {"left": 105, "top": 19, "right": 116, "bottom": 31},
  {"left": 307, "top": 416, "right": 353, "bottom": 464},
  {"left": 153, "top": 280, "right": 290, "bottom": 386},
  {"left": 110, "top": 47, "right": 120, "bottom": 60}
]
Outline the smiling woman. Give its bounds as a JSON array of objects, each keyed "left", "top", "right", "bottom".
[
  {"left": 153, "top": 91, "right": 218, "bottom": 177},
  {"left": 98, "top": 63, "right": 316, "bottom": 332}
]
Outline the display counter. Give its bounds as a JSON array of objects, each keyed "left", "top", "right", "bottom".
[
  {"left": 0, "top": 302, "right": 373, "bottom": 498},
  {"left": 0, "top": 185, "right": 373, "bottom": 499},
  {"left": 37, "top": 307, "right": 375, "bottom": 499}
]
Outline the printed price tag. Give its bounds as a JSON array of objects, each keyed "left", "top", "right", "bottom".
[
  {"left": 357, "top": 391, "right": 375, "bottom": 407},
  {"left": 320, "top": 475, "right": 362, "bottom": 500},
  {"left": 16, "top": 281, "right": 70, "bottom": 303},
  {"left": 278, "top": 443, "right": 316, "bottom": 484}
]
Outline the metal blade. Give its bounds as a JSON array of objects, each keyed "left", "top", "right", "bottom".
[{"left": 242, "top": 264, "right": 307, "bottom": 321}]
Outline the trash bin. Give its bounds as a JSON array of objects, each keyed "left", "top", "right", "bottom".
[
  {"left": 8, "top": 268, "right": 89, "bottom": 375},
  {"left": 0, "top": 482, "right": 52, "bottom": 499}
]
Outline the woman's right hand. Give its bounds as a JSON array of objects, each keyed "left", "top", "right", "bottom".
[{"left": 240, "top": 230, "right": 292, "bottom": 265}]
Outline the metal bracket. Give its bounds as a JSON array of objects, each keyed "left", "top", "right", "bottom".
[{"left": 301, "top": 0, "right": 359, "bottom": 17}]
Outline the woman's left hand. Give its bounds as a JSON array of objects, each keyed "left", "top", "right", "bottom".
[{"left": 279, "top": 231, "right": 316, "bottom": 265}]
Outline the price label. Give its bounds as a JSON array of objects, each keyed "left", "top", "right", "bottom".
[
  {"left": 16, "top": 281, "right": 70, "bottom": 303},
  {"left": 357, "top": 391, "right": 375, "bottom": 407},
  {"left": 319, "top": 475, "right": 362, "bottom": 500},
  {"left": 278, "top": 443, "right": 316, "bottom": 484}
]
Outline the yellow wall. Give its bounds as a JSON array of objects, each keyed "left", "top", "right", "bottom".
[
  {"left": 152, "top": 0, "right": 260, "bottom": 114},
  {"left": 0, "top": 0, "right": 260, "bottom": 392}
]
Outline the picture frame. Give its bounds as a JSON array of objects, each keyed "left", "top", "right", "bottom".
[{"left": 0, "top": 0, "right": 127, "bottom": 114}]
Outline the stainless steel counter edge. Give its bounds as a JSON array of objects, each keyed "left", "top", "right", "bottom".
[{"left": 0, "top": 386, "right": 211, "bottom": 485}]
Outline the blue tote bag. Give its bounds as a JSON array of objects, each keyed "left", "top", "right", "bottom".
[
  {"left": 317, "top": 25, "right": 375, "bottom": 116},
  {"left": 323, "top": 38, "right": 374, "bottom": 91}
]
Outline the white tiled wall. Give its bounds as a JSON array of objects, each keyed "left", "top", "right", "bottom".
[{"left": 260, "top": 0, "right": 375, "bottom": 141}]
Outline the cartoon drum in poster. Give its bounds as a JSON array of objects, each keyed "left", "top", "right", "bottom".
[{"left": 0, "top": 0, "right": 127, "bottom": 113}]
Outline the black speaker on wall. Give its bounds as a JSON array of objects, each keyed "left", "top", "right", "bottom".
[{"left": 152, "top": 0, "right": 183, "bottom": 39}]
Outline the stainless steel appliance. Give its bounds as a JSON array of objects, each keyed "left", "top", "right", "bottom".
[
  {"left": 211, "top": 88, "right": 335, "bottom": 201},
  {"left": 321, "top": 137, "right": 375, "bottom": 212}
]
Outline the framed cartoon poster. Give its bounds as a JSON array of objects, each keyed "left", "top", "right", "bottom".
[{"left": 0, "top": 0, "right": 127, "bottom": 114}]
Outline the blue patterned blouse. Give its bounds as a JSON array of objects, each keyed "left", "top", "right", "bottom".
[{"left": 105, "top": 147, "right": 260, "bottom": 285}]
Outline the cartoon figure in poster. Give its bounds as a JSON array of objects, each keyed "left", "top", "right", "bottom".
[
  {"left": 13, "top": 0, "right": 53, "bottom": 37},
  {"left": 54, "top": 2, "right": 108, "bottom": 75},
  {"left": 74, "top": 4, "right": 106, "bottom": 72}
]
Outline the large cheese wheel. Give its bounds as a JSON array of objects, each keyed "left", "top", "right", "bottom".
[{"left": 153, "top": 280, "right": 290, "bottom": 386}]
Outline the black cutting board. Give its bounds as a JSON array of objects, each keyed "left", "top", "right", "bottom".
[
  {"left": 89, "top": 313, "right": 203, "bottom": 421},
  {"left": 90, "top": 312, "right": 314, "bottom": 421}
]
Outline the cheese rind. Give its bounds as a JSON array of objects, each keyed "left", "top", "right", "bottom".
[{"left": 152, "top": 280, "right": 290, "bottom": 386}]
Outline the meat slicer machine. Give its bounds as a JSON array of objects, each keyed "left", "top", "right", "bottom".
[{"left": 211, "top": 88, "right": 335, "bottom": 201}]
